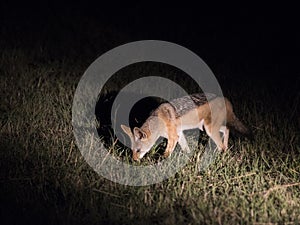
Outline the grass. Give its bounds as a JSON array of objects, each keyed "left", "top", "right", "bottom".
[{"left": 1, "top": 33, "right": 300, "bottom": 225}]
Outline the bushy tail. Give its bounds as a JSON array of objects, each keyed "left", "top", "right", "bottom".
[{"left": 228, "top": 114, "right": 253, "bottom": 140}]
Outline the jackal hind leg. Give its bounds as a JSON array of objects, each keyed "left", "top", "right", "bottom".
[
  {"left": 178, "top": 132, "right": 190, "bottom": 153},
  {"left": 219, "top": 125, "right": 229, "bottom": 151},
  {"left": 204, "top": 123, "right": 226, "bottom": 151}
]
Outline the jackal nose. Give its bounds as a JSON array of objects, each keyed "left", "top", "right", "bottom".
[
  {"left": 132, "top": 154, "right": 139, "bottom": 161},
  {"left": 133, "top": 150, "right": 140, "bottom": 161}
]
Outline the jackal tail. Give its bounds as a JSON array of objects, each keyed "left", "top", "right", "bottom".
[{"left": 228, "top": 114, "right": 253, "bottom": 140}]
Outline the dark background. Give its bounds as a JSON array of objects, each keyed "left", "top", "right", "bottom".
[{"left": 1, "top": 2, "right": 299, "bottom": 83}]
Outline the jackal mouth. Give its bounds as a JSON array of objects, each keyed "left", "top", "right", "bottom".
[{"left": 132, "top": 151, "right": 140, "bottom": 161}]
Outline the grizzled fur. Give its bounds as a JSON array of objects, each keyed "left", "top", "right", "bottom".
[{"left": 168, "top": 93, "right": 217, "bottom": 117}]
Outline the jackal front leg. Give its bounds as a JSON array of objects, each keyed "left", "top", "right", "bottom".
[{"left": 164, "top": 126, "right": 179, "bottom": 158}]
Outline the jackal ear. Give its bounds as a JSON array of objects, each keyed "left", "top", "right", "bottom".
[
  {"left": 121, "top": 124, "right": 133, "bottom": 139},
  {"left": 133, "top": 127, "right": 147, "bottom": 140}
]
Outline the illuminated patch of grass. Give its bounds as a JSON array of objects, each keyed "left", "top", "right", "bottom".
[{"left": 0, "top": 48, "right": 299, "bottom": 225}]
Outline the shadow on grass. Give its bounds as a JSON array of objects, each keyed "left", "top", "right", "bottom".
[
  {"left": 0, "top": 138, "right": 65, "bottom": 225},
  {"left": 0, "top": 135, "right": 132, "bottom": 225},
  {"left": 95, "top": 90, "right": 164, "bottom": 155}
]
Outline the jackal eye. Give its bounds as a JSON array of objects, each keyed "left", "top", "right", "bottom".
[{"left": 136, "top": 149, "right": 141, "bottom": 153}]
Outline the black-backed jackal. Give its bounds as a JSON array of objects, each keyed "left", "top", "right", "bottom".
[{"left": 121, "top": 93, "right": 250, "bottom": 161}]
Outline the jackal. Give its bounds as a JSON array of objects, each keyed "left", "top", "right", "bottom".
[{"left": 121, "top": 93, "right": 250, "bottom": 161}]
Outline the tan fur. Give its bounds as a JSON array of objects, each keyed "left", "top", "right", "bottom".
[{"left": 121, "top": 94, "right": 248, "bottom": 161}]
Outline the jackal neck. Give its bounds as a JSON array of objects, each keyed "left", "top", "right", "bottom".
[{"left": 140, "top": 115, "right": 164, "bottom": 137}]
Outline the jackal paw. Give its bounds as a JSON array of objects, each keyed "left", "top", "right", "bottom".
[
  {"left": 218, "top": 144, "right": 227, "bottom": 152},
  {"left": 164, "top": 151, "right": 171, "bottom": 158}
]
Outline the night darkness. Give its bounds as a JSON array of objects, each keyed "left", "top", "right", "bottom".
[{"left": 1, "top": 2, "right": 299, "bottom": 225}]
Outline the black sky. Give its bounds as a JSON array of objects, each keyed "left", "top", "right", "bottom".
[{"left": 1, "top": 2, "right": 299, "bottom": 82}]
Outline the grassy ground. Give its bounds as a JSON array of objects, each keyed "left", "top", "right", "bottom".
[
  {"left": 0, "top": 18, "right": 300, "bottom": 224},
  {"left": 1, "top": 47, "right": 299, "bottom": 225}
]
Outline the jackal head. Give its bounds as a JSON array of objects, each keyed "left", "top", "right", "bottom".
[{"left": 121, "top": 124, "right": 155, "bottom": 161}]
